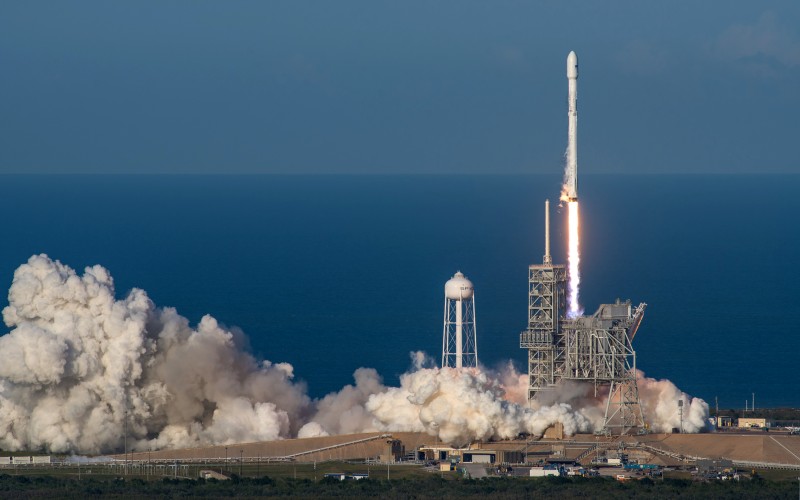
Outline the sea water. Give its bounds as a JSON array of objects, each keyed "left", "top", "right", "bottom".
[{"left": 0, "top": 174, "right": 797, "bottom": 409}]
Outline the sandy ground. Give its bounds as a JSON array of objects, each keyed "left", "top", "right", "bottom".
[{"left": 112, "top": 431, "right": 800, "bottom": 467}]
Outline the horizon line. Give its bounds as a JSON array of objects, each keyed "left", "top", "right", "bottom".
[{"left": 1, "top": 171, "right": 797, "bottom": 177}]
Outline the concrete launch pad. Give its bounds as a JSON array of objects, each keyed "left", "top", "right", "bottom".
[{"left": 112, "top": 431, "right": 800, "bottom": 471}]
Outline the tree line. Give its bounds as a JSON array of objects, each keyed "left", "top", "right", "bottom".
[{"left": 0, "top": 473, "right": 798, "bottom": 499}]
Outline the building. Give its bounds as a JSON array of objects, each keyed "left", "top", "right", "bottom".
[
  {"left": 416, "top": 445, "right": 523, "bottom": 465},
  {"left": 737, "top": 418, "right": 771, "bottom": 428},
  {"left": 711, "top": 416, "right": 733, "bottom": 427}
]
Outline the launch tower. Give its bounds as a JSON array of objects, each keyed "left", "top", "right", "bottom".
[
  {"left": 517, "top": 51, "right": 646, "bottom": 434},
  {"left": 520, "top": 202, "right": 647, "bottom": 435},
  {"left": 519, "top": 200, "right": 567, "bottom": 399},
  {"left": 442, "top": 272, "right": 478, "bottom": 369}
]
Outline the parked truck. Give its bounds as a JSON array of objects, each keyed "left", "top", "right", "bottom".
[{"left": 529, "top": 466, "right": 560, "bottom": 477}]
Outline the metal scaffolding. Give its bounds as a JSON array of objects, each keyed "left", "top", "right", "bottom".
[
  {"left": 560, "top": 301, "right": 647, "bottom": 435},
  {"left": 519, "top": 201, "right": 647, "bottom": 435},
  {"left": 519, "top": 263, "right": 566, "bottom": 399}
]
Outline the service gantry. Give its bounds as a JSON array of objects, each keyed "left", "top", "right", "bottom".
[{"left": 520, "top": 200, "right": 647, "bottom": 435}]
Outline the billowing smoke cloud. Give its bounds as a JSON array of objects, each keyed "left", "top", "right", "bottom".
[
  {"left": 637, "top": 371, "right": 710, "bottom": 433},
  {"left": 0, "top": 256, "right": 708, "bottom": 454},
  {"left": 364, "top": 367, "right": 591, "bottom": 446},
  {"left": 0, "top": 255, "right": 311, "bottom": 453},
  {"left": 492, "top": 363, "right": 710, "bottom": 434},
  {"left": 297, "top": 368, "right": 384, "bottom": 438}
]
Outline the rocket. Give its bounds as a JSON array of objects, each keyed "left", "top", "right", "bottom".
[{"left": 565, "top": 51, "right": 579, "bottom": 202}]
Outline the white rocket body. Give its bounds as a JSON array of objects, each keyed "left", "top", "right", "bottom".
[{"left": 565, "top": 51, "right": 578, "bottom": 202}]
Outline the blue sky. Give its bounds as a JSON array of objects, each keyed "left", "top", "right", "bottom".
[{"left": 1, "top": 1, "right": 798, "bottom": 174}]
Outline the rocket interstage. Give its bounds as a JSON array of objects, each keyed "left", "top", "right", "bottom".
[{"left": 564, "top": 51, "right": 579, "bottom": 203}]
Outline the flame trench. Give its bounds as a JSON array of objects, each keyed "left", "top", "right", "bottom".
[{"left": 567, "top": 200, "right": 582, "bottom": 318}]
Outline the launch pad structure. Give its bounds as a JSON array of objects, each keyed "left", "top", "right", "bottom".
[{"left": 520, "top": 200, "right": 647, "bottom": 436}]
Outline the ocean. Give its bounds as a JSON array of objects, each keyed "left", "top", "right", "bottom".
[{"left": 1, "top": 174, "right": 797, "bottom": 409}]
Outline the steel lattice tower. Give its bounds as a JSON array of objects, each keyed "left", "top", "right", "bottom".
[
  {"left": 520, "top": 200, "right": 647, "bottom": 435},
  {"left": 560, "top": 301, "right": 647, "bottom": 434},
  {"left": 442, "top": 272, "right": 478, "bottom": 369},
  {"left": 519, "top": 201, "right": 566, "bottom": 399}
]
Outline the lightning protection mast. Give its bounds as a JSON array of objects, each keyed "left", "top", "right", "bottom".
[{"left": 442, "top": 272, "right": 478, "bottom": 368}]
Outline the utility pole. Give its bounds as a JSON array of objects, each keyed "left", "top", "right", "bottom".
[
  {"left": 124, "top": 409, "right": 128, "bottom": 475},
  {"left": 225, "top": 447, "right": 228, "bottom": 474},
  {"left": 678, "top": 400, "right": 684, "bottom": 434},
  {"left": 752, "top": 393, "right": 755, "bottom": 414}
]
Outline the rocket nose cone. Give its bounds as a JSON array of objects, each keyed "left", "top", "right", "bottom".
[{"left": 567, "top": 51, "right": 578, "bottom": 79}]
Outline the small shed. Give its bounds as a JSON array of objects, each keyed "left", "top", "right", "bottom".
[{"left": 737, "top": 418, "right": 771, "bottom": 428}]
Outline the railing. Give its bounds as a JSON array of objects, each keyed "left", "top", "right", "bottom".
[
  {"left": 520, "top": 331, "right": 553, "bottom": 347},
  {"left": 732, "top": 460, "right": 800, "bottom": 470},
  {"left": 635, "top": 443, "right": 702, "bottom": 463}
]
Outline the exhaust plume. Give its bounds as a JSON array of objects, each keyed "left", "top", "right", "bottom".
[
  {"left": 566, "top": 200, "right": 582, "bottom": 317},
  {"left": 365, "top": 367, "right": 592, "bottom": 446},
  {"left": 0, "top": 255, "right": 311, "bottom": 453},
  {"left": 495, "top": 363, "right": 710, "bottom": 433},
  {"left": 0, "top": 256, "right": 708, "bottom": 454}
]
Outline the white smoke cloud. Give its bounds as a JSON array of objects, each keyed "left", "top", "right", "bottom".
[
  {"left": 299, "top": 368, "right": 383, "bottom": 437},
  {"left": 0, "top": 255, "right": 310, "bottom": 454},
  {"left": 0, "top": 255, "right": 709, "bottom": 454},
  {"left": 494, "top": 360, "right": 529, "bottom": 406},
  {"left": 636, "top": 371, "right": 710, "bottom": 433},
  {"left": 486, "top": 362, "right": 710, "bottom": 435},
  {"left": 365, "top": 367, "right": 592, "bottom": 446}
]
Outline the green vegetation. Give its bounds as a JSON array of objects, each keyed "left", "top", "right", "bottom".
[{"left": 0, "top": 471, "right": 798, "bottom": 499}]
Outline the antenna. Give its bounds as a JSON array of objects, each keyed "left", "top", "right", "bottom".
[{"left": 543, "top": 199, "right": 552, "bottom": 265}]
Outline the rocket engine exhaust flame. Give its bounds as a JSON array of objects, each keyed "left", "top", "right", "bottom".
[{"left": 567, "top": 201, "right": 582, "bottom": 317}]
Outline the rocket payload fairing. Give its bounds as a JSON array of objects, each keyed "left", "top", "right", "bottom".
[{"left": 565, "top": 51, "right": 579, "bottom": 202}]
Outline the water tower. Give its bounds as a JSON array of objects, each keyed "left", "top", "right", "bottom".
[{"left": 442, "top": 271, "right": 478, "bottom": 368}]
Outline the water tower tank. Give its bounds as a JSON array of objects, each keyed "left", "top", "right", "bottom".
[{"left": 445, "top": 272, "right": 474, "bottom": 300}]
